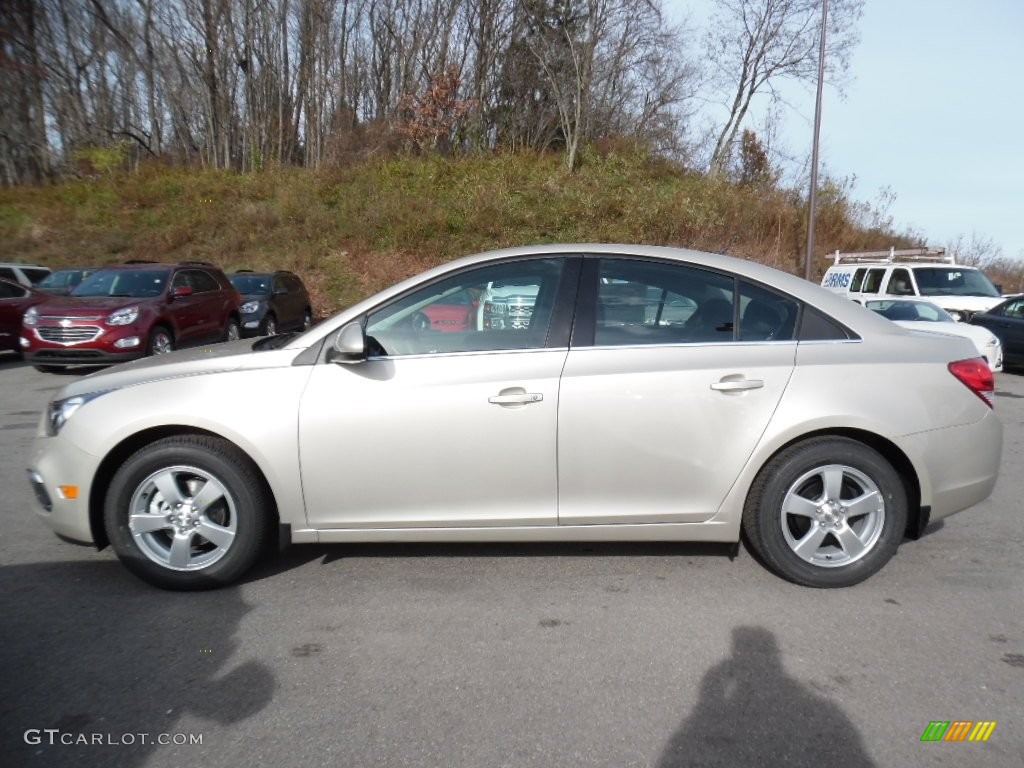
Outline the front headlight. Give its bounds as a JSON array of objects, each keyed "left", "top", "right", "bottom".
[
  {"left": 46, "top": 392, "right": 108, "bottom": 436},
  {"left": 106, "top": 305, "right": 139, "bottom": 326},
  {"left": 24, "top": 306, "right": 38, "bottom": 327},
  {"left": 240, "top": 300, "right": 260, "bottom": 314}
]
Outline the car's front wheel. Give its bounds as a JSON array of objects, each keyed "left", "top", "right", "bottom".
[
  {"left": 260, "top": 314, "right": 277, "bottom": 336},
  {"left": 224, "top": 317, "right": 241, "bottom": 342},
  {"left": 147, "top": 326, "right": 173, "bottom": 356},
  {"left": 742, "top": 437, "right": 907, "bottom": 588},
  {"left": 104, "top": 435, "right": 273, "bottom": 590}
]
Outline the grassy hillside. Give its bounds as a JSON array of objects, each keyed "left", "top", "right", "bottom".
[{"left": 0, "top": 149, "right": 912, "bottom": 315}]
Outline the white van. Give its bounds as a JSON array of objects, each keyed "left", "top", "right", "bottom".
[{"left": 820, "top": 247, "right": 1005, "bottom": 320}]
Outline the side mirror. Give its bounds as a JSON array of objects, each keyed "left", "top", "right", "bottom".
[
  {"left": 172, "top": 285, "right": 193, "bottom": 298},
  {"left": 327, "top": 321, "right": 367, "bottom": 364}
]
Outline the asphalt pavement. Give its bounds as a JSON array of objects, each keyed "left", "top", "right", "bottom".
[{"left": 0, "top": 352, "right": 1021, "bottom": 767}]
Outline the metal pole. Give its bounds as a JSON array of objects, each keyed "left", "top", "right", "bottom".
[{"left": 804, "top": 0, "right": 829, "bottom": 281}]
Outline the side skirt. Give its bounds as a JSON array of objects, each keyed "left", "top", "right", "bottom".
[{"left": 291, "top": 520, "right": 738, "bottom": 545}]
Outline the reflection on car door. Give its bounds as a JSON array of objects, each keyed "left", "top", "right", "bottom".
[
  {"left": 298, "top": 257, "right": 577, "bottom": 529},
  {"left": 557, "top": 258, "right": 798, "bottom": 524}
]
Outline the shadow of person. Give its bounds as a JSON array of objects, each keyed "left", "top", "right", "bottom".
[
  {"left": 657, "top": 626, "right": 876, "bottom": 768},
  {"left": 0, "top": 560, "right": 275, "bottom": 768}
]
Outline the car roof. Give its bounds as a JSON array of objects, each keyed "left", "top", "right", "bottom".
[
  {"left": 286, "top": 243, "right": 902, "bottom": 348},
  {"left": 0, "top": 262, "right": 48, "bottom": 269}
]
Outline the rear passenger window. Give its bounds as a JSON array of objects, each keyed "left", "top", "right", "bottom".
[
  {"left": 738, "top": 282, "right": 799, "bottom": 341},
  {"left": 593, "top": 259, "right": 734, "bottom": 345},
  {"left": 0, "top": 268, "right": 14, "bottom": 281},
  {"left": 861, "top": 269, "right": 885, "bottom": 294}
]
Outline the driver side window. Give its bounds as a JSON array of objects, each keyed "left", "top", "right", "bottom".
[{"left": 365, "top": 258, "right": 565, "bottom": 356}]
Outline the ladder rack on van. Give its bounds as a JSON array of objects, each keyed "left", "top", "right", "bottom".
[{"left": 828, "top": 247, "right": 954, "bottom": 265}]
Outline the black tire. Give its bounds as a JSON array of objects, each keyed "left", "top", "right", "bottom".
[
  {"left": 302, "top": 308, "right": 313, "bottom": 330},
  {"left": 33, "top": 364, "right": 66, "bottom": 373},
  {"left": 147, "top": 325, "right": 174, "bottom": 356},
  {"left": 223, "top": 317, "right": 241, "bottom": 342},
  {"left": 259, "top": 313, "right": 277, "bottom": 336},
  {"left": 104, "top": 435, "right": 274, "bottom": 590},
  {"left": 742, "top": 437, "right": 907, "bottom": 588}
]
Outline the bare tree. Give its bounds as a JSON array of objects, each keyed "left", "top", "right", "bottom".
[{"left": 705, "top": 0, "right": 864, "bottom": 176}]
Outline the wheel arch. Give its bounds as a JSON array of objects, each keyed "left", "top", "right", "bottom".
[
  {"left": 747, "top": 427, "right": 924, "bottom": 539},
  {"left": 89, "top": 425, "right": 279, "bottom": 549}
]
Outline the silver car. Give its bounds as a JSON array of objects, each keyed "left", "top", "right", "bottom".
[{"left": 26, "top": 245, "right": 1002, "bottom": 590}]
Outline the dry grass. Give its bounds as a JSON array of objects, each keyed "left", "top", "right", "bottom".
[{"left": 0, "top": 150, "right": 917, "bottom": 315}]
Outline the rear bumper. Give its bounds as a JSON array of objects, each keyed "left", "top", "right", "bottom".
[{"left": 902, "top": 409, "right": 1003, "bottom": 522}]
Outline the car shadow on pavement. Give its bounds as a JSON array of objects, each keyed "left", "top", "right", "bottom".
[
  {"left": 656, "top": 626, "right": 877, "bottom": 768},
  {"left": 0, "top": 560, "right": 275, "bottom": 768}
]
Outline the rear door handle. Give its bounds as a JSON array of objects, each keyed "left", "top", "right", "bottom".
[
  {"left": 711, "top": 377, "right": 764, "bottom": 392},
  {"left": 488, "top": 392, "right": 543, "bottom": 405}
]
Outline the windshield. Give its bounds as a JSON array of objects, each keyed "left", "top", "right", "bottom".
[
  {"left": 39, "top": 270, "right": 87, "bottom": 290},
  {"left": 914, "top": 267, "right": 999, "bottom": 298},
  {"left": 72, "top": 269, "right": 170, "bottom": 298},
  {"left": 230, "top": 275, "right": 271, "bottom": 295}
]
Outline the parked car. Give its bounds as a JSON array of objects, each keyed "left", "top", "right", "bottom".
[
  {"left": 970, "top": 295, "right": 1024, "bottom": 370},
  {"left": 821, "top": 249, "right": 1005, "bottom": 320},
  {"left": 0, "top": 262, "right": 51, "bottom": 287},
  {"left": 478, "top": 278, "right": 539, "bottom": 330},
  {"left": 27, "top": 244, "right": 1001, "bottom": 591},
  {"left": 22, "top": 261, "right": 241, "bottom": 372},
  {"left": 865, "top": 298, "right": 1003, "bottom": 372},
  {"left": 36, "top": 268, "right": 98, "bottom": 295},
  {"left": 229, "top": 270, "right": 313, "bottom": 337},
  {"left": 412, "top": 288, "right": 478, "bottom": 332},
  {"left": 0, "top": 277, "right": 47, "bottom": 357}
]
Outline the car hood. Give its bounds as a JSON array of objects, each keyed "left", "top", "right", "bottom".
[
  {"left": 54, "top": 339, "right": 272, "bottom": 399},
  {"left": 924, "top": 295, "right": 1005, "bottom": 313},
  {"left": 33, "top": 295, "right": 157, "bottom": 316}
]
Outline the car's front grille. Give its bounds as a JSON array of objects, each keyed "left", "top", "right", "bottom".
[{"left": 37, "top": 326, "right": 102, "bottom": 344}]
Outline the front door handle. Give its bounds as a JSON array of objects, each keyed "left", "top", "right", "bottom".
[
  {"left": 488, "top": 392, "right": 543, "bottom": 405},
  {"left": 711, "top": 377, "right": 764, "bottom": 392}
]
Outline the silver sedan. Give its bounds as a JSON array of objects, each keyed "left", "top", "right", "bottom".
[{"left": 27, "top": 245, "right": 1002, "bottom": 589}]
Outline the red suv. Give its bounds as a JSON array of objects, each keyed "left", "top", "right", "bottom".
[{"left": 22, "top": 261, "right": 241, "bottom": 372}]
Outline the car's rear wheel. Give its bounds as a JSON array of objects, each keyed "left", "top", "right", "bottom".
[
  {"left": 224, "top": 317, "right": 241, "bottom": 342},
  {"left": 147, "top": 326, "right": 173, "bottom": 356},
  {"left": 302, "top": 309, "right": 313, "bottom": 330},
  {"left": 104, "top": 435, "right": 273, "bottom": 590},
  {"left": 742, "top": 437, "right": 907, "bottom": 588},
  {"left": 260, "top": 314, "right": 277, "bottom": 336}
]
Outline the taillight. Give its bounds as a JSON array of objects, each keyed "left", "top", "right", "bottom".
[{"left": 948, "top": 358, "right": 994, "bottom": 408}]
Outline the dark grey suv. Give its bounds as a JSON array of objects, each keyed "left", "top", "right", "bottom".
[{"left": 230, "top": 270, "right": 314, "bottom": 336}]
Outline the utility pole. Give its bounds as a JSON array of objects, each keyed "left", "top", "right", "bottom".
[{"left": 804, "top": 0, "right": 829, "bottom": 281}]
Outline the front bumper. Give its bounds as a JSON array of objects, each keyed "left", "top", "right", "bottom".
[
  {"left": 240, "top": 310, "right": 268, "bottom": 337},
  {"left": 27, "top": 433, "right": 101, "bottom": 544},
  {"left": 23, "top": 324, "right": 147, "bottom": 365}
]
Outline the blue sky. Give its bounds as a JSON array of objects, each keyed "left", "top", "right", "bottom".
[{"left": 665, "top": 0, "right": 1024, "bottom": 259}]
